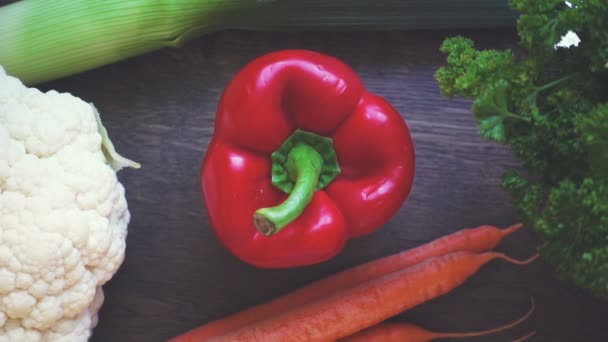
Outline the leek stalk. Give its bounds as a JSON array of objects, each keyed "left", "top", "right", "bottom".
[{"left": 0, "top": 0, "right": 516, "bottom": 85}]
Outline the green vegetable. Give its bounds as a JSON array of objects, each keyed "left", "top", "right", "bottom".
[
  {"left": 436, "top": 0, "right": 608, "bottom": 298},
  {"left": 0, "top": 0, "right": 518, "bottom": 85}
]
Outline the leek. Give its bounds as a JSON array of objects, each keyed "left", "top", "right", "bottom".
[{"left": 0, "top": 0, "right": 516, "bottom": 85}]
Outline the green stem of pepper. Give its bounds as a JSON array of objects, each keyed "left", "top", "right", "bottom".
[{"left": 254, "top": 143, "right": 324, "bottom": 236}]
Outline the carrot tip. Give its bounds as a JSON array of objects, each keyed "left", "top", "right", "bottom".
[
  {"left": 514, "top": 330, "right": 537, "bottom": 342},
  {"left": 497, "top": 252, "right": 540, "bottom": 265},
  {"left": 503, "top": 223, "right": 524, "bottom": 235},
  {"left": 431, "top": 295, "right": 536, "bottom": 340}
]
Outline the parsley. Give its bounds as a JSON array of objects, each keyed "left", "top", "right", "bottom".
[{"left": 435, "top": 0, "right": 608, "bottom": 298}]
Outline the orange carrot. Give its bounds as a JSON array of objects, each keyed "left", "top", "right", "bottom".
[
  {"left": 208, "top": 251, "right": 538, "bottom": 342},
  {"left": 339, "top": 298, "right": 535, "bottom": 341},
  {"left": 171, "top": 224, "right": 523, "bottom": 342}
]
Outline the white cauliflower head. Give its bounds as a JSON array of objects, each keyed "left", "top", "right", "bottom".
[{"left": 0, "top": 65, "right": 138, "bottom": 341}]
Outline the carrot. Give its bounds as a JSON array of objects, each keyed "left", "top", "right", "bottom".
[
  {"left": 208, "top": 251, "right": 538, "bottom": 342},
  {"left": 171, "top": 224, "right": 523, "bottom": 342},
  {"left": 339, "top": 298, "right": 535, "bottom": 341}
]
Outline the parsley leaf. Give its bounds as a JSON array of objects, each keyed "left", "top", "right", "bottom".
[{"left": 436, "top": 0, "right": 608, "bottom": 298}]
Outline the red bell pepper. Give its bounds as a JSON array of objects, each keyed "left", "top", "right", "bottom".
[{"left": 201, "top": 50, "right": 415, "bottom": 268}]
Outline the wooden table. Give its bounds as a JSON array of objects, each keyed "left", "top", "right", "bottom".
[{"left": 33, "top": 28, "right": 608, "bottom": 342}]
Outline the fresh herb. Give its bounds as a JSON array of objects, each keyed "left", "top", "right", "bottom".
[{"left": 435, "top": 0, "right": 608, "bottom": 298}]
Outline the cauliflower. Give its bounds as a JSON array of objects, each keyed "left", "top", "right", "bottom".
[{"left": 0, "top": 66, "right": 139, "bottom": 341}]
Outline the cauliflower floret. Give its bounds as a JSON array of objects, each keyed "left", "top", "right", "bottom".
[{"left": 0, "top": 65, "right": 138, "bottom": 340}]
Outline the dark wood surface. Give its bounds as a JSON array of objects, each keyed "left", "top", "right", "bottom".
[{"left": 34, "top": 29, "right": 608, "bottom": 342}]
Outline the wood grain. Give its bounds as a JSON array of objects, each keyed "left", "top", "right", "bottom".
[{"left": 30, "top": 28, "right": 608, "bottom": 342}]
